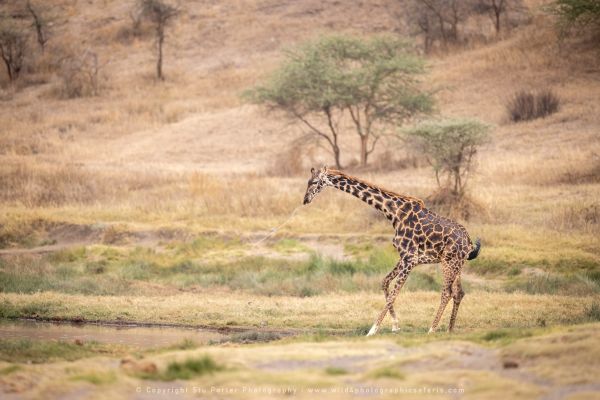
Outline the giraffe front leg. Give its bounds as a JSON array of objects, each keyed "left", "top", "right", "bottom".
[
  {"left": 367, "top": 260, "right": 413, "bottom": 337},
  {"left": 381, "top": 269, "right": 400, "bottom": 333}
]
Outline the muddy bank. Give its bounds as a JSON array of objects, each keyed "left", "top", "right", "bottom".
[{"left": 0, "top": 318, "right": 308, "bottom": 348}]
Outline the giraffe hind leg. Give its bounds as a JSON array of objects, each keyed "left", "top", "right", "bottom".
[
  {"left": 448, "top": 275, "right": 465, "bottom": 332},
  {"left": 428, "top": 259, "right": 459, "bottom": 334}
]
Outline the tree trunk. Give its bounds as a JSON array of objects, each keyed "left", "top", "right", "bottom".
[
  {"left": 333, "top": 145, "right": 342, "bottom": 169},
  {"left": 494, "top": 9, "right": 501, "bottom": 33},
  {"left": 2, "top": 56, "right": 13, "bottom": 81},
  {"left": 156, "top": 28, "right": 164, "bottom": 80},
  {"left": 359, "top": 135, "right": 369, "bottom": 167}
]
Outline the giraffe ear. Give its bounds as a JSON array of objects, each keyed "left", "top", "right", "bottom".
[
  {"left": 320, "top": 165, "right": 328, "bottom": 173},
  {"left": 310, "top": 168, "right": 315, "bottom": 174}
]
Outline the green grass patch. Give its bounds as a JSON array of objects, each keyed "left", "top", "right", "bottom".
[
  {"left": 214, "top": 331, "right": 282, "bottom": 344},
  {"left": 481, "top": 328, "right": 533, "bottom": 344},
  {"left": 141, "top": 356, "right": 223, "bottom": 381},
  {"left": 0, "top": 233, "right": 596, "bottom": 297},
  {"left": 0, "top": 365, "right": 21, "bottom": 375},
  {"left": 48, "top": 247, "right": 87, "bottom": 264},
  {"left": 0, "top": 339, "right": 121, "bottom": 363},
  {"left": 506, "top": 273, "right": 600, "bottom": 296},
  {"left": 272, "top": 238, "right": 307, "bottom": 253},
  {"left": 71, "top": 371, "right": 117, "bottom": 385},
  {"left": 584, "top": 302, "right": 600, "bottom": 321},
  {"left": 324, "top": 366, "right": 348, "bottom": 375},
  {"left": 368, "top": 366, "right": 405, "bottom": 380}
]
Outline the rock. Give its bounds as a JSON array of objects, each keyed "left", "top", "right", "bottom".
[
  {"left": 120, "top": 357, "right": 157, "bottom": 374},
  {"left": 137, "top": 361, "right": 158, "bottom": 374},
  {"left": 503, "top": 360, "right": 519, "bottom": 369}
]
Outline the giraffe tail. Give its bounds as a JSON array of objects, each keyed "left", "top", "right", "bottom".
[{"left": 467, "top": 238, "right": 481, "bottom": 260}]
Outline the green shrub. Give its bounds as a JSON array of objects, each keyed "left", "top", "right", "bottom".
[
  {"left": 547, "top": 0, "right": 600, "bottom": 35},
  {"left": 403, "top": 119, "right": 490, "bottom": 213},
  {"left": 584, "top": 302, "right": 600, "bottom": 321},
  {"left": 481, "top": 329, "right": 532, "bottom": 343},
  {"left": 141, "top": 356, "right": 223, "bottom": 381},
  {"left": 325, "top": 367, "right": 348, "bottom": 375},
  {"left": 369, "top": 366, "right": 405, "bottom": 380}
]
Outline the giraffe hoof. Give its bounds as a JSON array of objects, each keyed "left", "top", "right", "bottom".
[
  {"left": 428, "top": 327, "right": 435, "bottom": 334},
  {"left": 366, "top": 324, "right": 378, "bottom": 337},
  {"left": 391, "top": 326, "right": 400, "bottom": 333}
]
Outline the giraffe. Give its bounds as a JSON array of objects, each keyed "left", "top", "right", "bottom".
[{"left": 302, "top": 166, "right": 481, "bottom": 336}]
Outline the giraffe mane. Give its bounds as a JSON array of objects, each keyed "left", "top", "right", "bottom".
[{"left": 326, "top": 169, "right": 425, "bottom": 207}]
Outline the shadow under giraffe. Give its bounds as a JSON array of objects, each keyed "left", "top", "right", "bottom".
[{"left": 302, "top": 166, "right": 481, "bottom": 336}]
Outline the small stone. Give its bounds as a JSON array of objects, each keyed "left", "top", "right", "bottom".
[
  {"left": 120, "top": 357, "right": 157, "bottom": 374},
  {"left": 137, "top": 361, "right": 158, "bottom": 374},
  {"left": 503, "top": 360, "right": 519, "bottom": 369},
  {"left": 120, "top": 357, "right": 135, "bottom": 366}
]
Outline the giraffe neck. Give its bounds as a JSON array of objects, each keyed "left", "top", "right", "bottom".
[{"left": 325, "top": 170, "right": 421, "bottom": 223}]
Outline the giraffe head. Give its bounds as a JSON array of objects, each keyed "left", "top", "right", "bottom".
[{"left": 303, "top": 166, "right": 328, "bottom": 205}]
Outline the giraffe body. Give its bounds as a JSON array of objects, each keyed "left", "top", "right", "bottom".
[{"left": 303, "top": 167, "right": 481, "bottom": 336}]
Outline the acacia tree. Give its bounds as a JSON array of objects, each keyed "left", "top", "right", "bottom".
[
  {"left": 409, "top": 0, "right": 469, "bottom": 47},
  {"left": 476, "top": 0, "right": 525, "bottom": 34},
  {"left": 547, "top": 0, "right": 600, "bottom": 36},
  {"left": 246, "top": 35, "right": 433, "bottom": 168},
  {"left": 26, "top": 1, "right": 49, "bottom": 51},
  {"left": 481, "top": 0, "right": 506, "bottom": 33},
  {"left": 404, "top": 119, "right": 490, "bottom": 198},
  {"left": 0, "top": 23, "right": 27, "bottom": 82},
  {"left": 138, "top": 0, "right": 179, "bottom": 80}
]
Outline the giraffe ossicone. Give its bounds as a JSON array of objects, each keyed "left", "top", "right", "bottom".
[{"left": 303, "top": 166, "right": 481, "bottom": 336}]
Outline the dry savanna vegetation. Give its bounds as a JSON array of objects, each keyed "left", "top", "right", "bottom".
[{"left": 0, "top": 0, "right": 599, "bottom": 398}]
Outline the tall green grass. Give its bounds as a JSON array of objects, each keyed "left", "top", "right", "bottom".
[
  {"left": 0, "top": 245, "right": 442, "bottom": 297},
  {"left": 506, "top": 273, "right": 600, "bottom": 296},
  {"left": 1, "top": 238, "right": 596, "bottom": 297}
]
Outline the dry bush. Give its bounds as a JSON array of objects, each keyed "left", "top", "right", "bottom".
[
  {"left": 366, "top": 149, "right": 423, "bottom": 173},
  {"left": 507, "top": 90, "right": 535, "bottom": 121},
  {"left": 57, "top": 49, "right": 102, "bottom": 98},
  {"left": 265, "top": 135, "right": 322, "bottom": 177},
  {"left": 426, "top": 187, "right": 487, "bottom": 220},
  {"left": 114, "top": 15, "right": 154, "bottom": 44},
  {"left": 0, "top": 161, "right": 100, "bottom": 206},
  {"left": 536, "top": 89, "right": 561, "bottom": 118},
  {"left": 187, "top": 173, "right": 299, "bottom": 217},
  {"left": 550, "top": 203, "right": 600, "bottom": 235},
  {"left": 0, "top": 159, "right": 177, "bottom": 207},
  {"left": 507, "top": 89, "right": 560, "bottom": 122},
  {"left": 267, "top": 146, "right": 305, "bottom": 177},
  {"left": 558, "top": 159, "right": 600, "bottom": 184}
]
